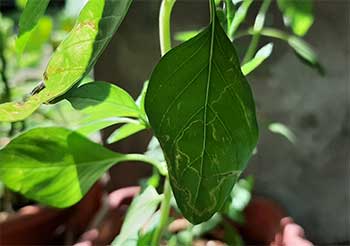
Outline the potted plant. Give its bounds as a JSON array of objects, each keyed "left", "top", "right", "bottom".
[{"left": 0, "top": 0, "right": 320, "bottom": 245}]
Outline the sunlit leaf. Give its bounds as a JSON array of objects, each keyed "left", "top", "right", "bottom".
[
  {"left": 268, "top": 122, "right": 296, "bottom": 143},
  {"left": 76, "top": 117, "right": 135, "bottom": 136},
  {"left": 229, "top": 0, "right": 253, "bottom": 38},
  {"left": 277, "top": 0, "right": 314, "bottom": 36},
  {"left": 145, "top": 5, "right": 258, "bottom": 224},
  {"left": 23, "top": 16, "right": 53, "bottom": 52},
  {"left": 16, "top": 0, "right": 50, "bottom": 55},
  {"left": 0, "top": 127, "right": 124, "bottom": 207},
  {"left": 0, "top": 0, "right": 133, "bottom": 122},
  {"left": 107, "top": 122, "right": 146, "bottom": 144},
  {"left": 241, "top": 43, "right": 273, "bottom": 75},
  {"left": 112, "top": 187, "right": 162, "bottom": 246},
  {"left": 0, "top": 127, "right": 164, "bottom": 207}
]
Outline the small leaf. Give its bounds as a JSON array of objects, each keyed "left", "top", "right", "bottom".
[
  {"left": 277, "top": 0, "right": 314, "bottom": 36},
  {"left": 268, "top": 122, "right": 296, "bottom": 143},
  {"left": 241, "top": 43, "right": 273, "bottom": 75},
  {"left": 145, "top": 7, "right": 258, "bottom": 223},
  {"left": 287, "top": 36, "right": 323, "bottom": 74},
  {"left": 229, "top": 0, "right": 253, "bottom": 38},
  {"left": 107, "top": 122, "right": 146, "bottom": 144},
  {"left": 16, "top": 0, "right": 50, "bottom": 55},
  {"left": 135, "top": 80, "right": 149, "bottom": 122},
  {"left": 65, "top": 81, "right": 140, "bottom": 121},
  {"left": 0, "top": 0, "right": 133, "bottom": 122},
  {"left": 112, "top": 187, "right": 163, "bottom": 246},
  {"left": 76, "top": 117, "right": 135, "bottom": 136}
]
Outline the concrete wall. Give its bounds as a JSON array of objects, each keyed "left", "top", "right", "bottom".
[{"left": 95, "top": 1, "right": 350, "bottom": 244}]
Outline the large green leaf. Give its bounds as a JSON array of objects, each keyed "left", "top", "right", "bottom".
[
  {"left": 277, "top": 0, "right": 314, "bottom": 37},
  {"left": 0, "top": 0, "right": 133, "bottom": 122},
  {"left": 16, "top": 0, "right": 50, "bottom": 55},
  {"left": 112, "top": 187, "right": 162, "bottom": 246},
  {"left": 0, "top": 127, "right": 163, "bottom": 207},
  {"left": 145, "top": 6, "right": 258, "bottom": 223}
]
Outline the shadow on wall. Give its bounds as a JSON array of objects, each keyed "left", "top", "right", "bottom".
[{"left": 95, "top": 1, "right": 350, "bottom": 244}]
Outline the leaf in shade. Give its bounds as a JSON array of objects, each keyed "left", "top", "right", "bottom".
[
  {"left": 65, "top": 81, "right": 140, "bottom": 121},
  {"left": 112, "top": 187, "right": 162, "bottom": 246},
  {"left": 277, "top": 0, "right": 314, "bottom": 37},
  {"left": 0, "top": 127, "right": 162, "bottom": 207},
  {"left": 241, "top": 43, "right": 273, "bottom": 75},
  {"left": 0, "top": 0, "right": 133, "bottom": 122},
  {"left": 16, "top": 0, "right": 50, "bottom": 55},
  {"left": 145, "top": 4, "right": 258, "bottom": 224}
]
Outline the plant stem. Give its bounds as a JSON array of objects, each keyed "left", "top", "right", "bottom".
[
  {"left": 151, "top": 176, "right": 171, "bottom": 246},
  {"left": 0, "top": 52, "right": 10, "bottom": 102},
  {"left": 150, "top": 1, "right": 176, "bottom": 245},
  {"left": 124, "top": 153, "right": 167, "bottom": 176},
  {"left": 242, "top": 0, "right": 271, "bottom": 64},
  {"left": 225, "top": 0, "right": 234, "bottom": 34},
  {"left": 159, "top": 0, "right": 176, "bottom": 56}
]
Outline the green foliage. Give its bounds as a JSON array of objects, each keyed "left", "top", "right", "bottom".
[
  {"left": 66, "top": 81, "right": 141, "bottom": 121},
  {"left": 0, "top": 127, "right": 165, "bottom": 207},
  {"left": 241, "top": 43, "right": 273, "bottom": 75},
  {"left": 145, "top": 9, "right": 258, "bottom": 223},
  {"left": 229, "top": 0, "right": 253, "bottom": 38},
  {"left": 112, "top": 187, "right": 163, "bottom": 246},
  {"left": 0, "top": 0, "right": 321, "bottom": 244},
  {"left": 0, "top": 0, "right": 133, "bottom": 122},
  {"left": 268, "top": 122, "right": 296, "bottom": 144},
  {"left": 16, "top": 0, "right": 50, "bottom": 55},
  {"left": 0, "top": 127, "right": 124, "bottom": 207},
  {"left": 107, "top": 122, "right": 147, "bottom": 144},
  {"left": 277, "top": 0, "right": 314, "bottom": 36}
]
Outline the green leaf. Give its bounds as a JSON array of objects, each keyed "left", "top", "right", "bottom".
[
  {"left": 0, "top": 0, "right": 133, "bottom": 123},
  {"left": 268, "top": 122, "right": 296, "bottom": 143},
  {"left": 0, "top": 127, "right": 122, "bottom": 207},
  {"left": 135, "top": 80, "right": 150, "bottom": 123},
  {"left": 0, "top": 127, "right": 163, "bottom": 207},
  {"left": 16, "top": 0, "right": 50, "bottom": 55},
  {"left": 76, "top": 117, "right": 136, "bottom": 136},
  {"left": 107, "top": 122, "right": 146, "bottom": 144},
  {"left": 65, "top": 81, "right": 140, "bottom": 121},
  {"left": 241, "top": 43, "right": 273, "bottom": 75},
  {"left": 145, "top": 7, "right": 258, "bottom": 223},
  {"left": 23, "top": 16, "right": 53, "bottom": 52},
  {"left": 287, "top": 36, "right": 323, "bottom": 74},
  {"left": 112, "top": 187, "right": 163, "bottom": 246},
  {"left": 277, "top": 0, "right": 314, "bottom": 36},
  {"left": 229, "top": 0, "right": 253, "bottom": 38}
]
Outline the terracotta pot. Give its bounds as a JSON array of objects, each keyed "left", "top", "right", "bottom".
[
  {"left": 0, "top": 183, "right": 103, "bottom": 245},
  {"left": 1, "top": 185, "right": 312, "bottom": 246},
  {"left": 239, "top": 196, "right": 286, "bottom": 244}
]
